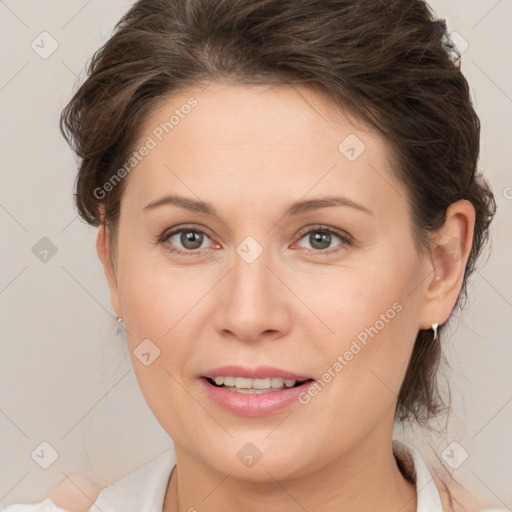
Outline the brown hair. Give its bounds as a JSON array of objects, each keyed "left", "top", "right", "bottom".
[{"left": 60, "top": 0, "right": 496, "bottom": 425}]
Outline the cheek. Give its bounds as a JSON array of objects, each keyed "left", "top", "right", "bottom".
[
  {"left": 115, "top": 261, "right": 203, "bottom": 437},
  {"left": 299, "top": 257, "right": 421, "bottom": 422},
  {"left": 113, "top": 243, "right": 196, "bottom": 396},
  {"left": 116, "top": 235, "right": 202, "bottom": 338},
  {"left": 118, "top": 268, "right": 202, "bottom": 374}
]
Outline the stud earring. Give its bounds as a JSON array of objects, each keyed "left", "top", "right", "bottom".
[
  {"left": 431, "top": 322, "right": 439, "bottom": 341},
  {"left": 116, "top": 314, "right": 124, "bottom": 325}
]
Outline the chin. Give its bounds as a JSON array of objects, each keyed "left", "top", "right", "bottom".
[{"left": 189, "top": 431, "right": 325, "bottom": 483}]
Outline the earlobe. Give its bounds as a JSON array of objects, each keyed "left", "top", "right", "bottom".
[{"left": 419, "top": 200, "right": 476, "bottom": 330}]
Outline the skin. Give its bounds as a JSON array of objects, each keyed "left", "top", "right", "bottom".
[{"left": 95, "top": 82, "right": 475, "bottom": 512}]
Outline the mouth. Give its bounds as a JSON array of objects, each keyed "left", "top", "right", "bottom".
[
  {"left": 199, "top": 366, "right": 315, "bottom": 417},
  {"left": 203, "top": 375, "right": 312, "bottom": 394}
]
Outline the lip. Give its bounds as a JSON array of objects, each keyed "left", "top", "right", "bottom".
[
  {"left": 200, "top": 378, "right": 313, "bottom": 417},
  {"left": 199, "top": 365, "right": 314, "bottom": 417},
  {"left": 202, "top": 365, "right": 312, "bottom": 381}
]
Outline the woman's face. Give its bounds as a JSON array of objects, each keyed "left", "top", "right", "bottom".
[{"left": 103, "top": 82, "right": 433, "bottom": 480}]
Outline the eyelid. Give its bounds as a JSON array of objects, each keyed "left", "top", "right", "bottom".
[
  {"left": 294, "top": 224, "right": 353, "bottom": 243},
  {"left": 158, "top": 223, "right": 353, "bottom": 256},
  {"left": 291, "top": 224, "right": 353, "bottom": 254},
  {"left": 159, "top": 224, "right": 215, "bottom": 243}
]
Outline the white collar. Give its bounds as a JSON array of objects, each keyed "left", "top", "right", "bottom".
[
  {"left": 94, "top": 449, "right": 174, "bottom": 512},
  {"left": 93, "top": 440, "right": 444, "bottom": 512},
  {"left": 393, "top": 440, "right": 444, "bottom": 511}
]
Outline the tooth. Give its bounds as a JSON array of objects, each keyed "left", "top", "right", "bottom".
[
  {"left": 252, "top": 378, "right": 271, "bottom": 389},
  {"left": 211, "top": 376, "right": 300, "bottom": 390},
  {"left": 223, "top": 376, "right": 236, "bottom": 386},
  {"left": 235, "top": 377, "right": 252, "bottom": 389},
  {"left": 271, "top": 377, "right": 284, "bottom": 388}
]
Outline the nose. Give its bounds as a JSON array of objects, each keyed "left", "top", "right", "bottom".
[{"left": 213, "top": 243, "right": 292, "bottom": 344}]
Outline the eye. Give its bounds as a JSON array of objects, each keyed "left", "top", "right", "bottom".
[
  {"left": 159, "top": 225, "right": 217, "bottom": 256},
  {"left": 293, "top": 225, "right": 352, "bottom": 255},
  {"left": 158, "top": 224, "right": 352, "bottom": 257}
]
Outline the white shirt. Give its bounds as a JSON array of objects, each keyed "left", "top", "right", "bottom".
[{"left": 2, "top": 441, "right": 507, "bottom": 512}]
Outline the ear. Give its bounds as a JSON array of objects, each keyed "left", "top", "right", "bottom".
[
  {"left": 418, "top": 199, "right": 476, "bottom": 330},
  {"left": 96, "top": 212, "right": 122, "bottom": 319}
]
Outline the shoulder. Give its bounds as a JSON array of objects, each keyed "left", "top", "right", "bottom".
[
  {"left": 2, "top": 450, "right": 176, "bottom": 512},
  {"left": 1, "top": 473, "right": 100, "bottom": 512}
]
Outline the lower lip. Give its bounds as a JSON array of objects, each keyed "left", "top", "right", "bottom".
[{"left": 200, "top": 378, "right": 312, "bottom": 417}]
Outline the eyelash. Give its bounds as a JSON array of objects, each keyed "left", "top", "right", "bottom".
[{"left": 157, "top": 224, "right": 353, "bottom": 257}]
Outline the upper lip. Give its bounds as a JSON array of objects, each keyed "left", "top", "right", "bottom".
[{"left": 202, "top": 365, "right": 313, "bottom": 381}]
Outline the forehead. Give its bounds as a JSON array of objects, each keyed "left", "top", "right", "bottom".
[{"left": 122, "top": 82, "right": 407, "bottom": 217}]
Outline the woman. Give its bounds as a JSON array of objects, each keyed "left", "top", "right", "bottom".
[{"left": 3, "top": 0, "right": 504, "bottom": 511}]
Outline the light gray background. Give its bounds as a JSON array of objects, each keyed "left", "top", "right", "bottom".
[{"left": 1, "top": 0, "right": 511, "bottom": 508}]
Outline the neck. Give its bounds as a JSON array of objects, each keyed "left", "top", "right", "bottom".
[{"left": 163, "top": 432, "right": 417, "bottom": 512}]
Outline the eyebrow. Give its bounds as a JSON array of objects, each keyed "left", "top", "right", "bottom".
[{"left": 143, "top": 193, "right": 372, "bottom": 217}]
